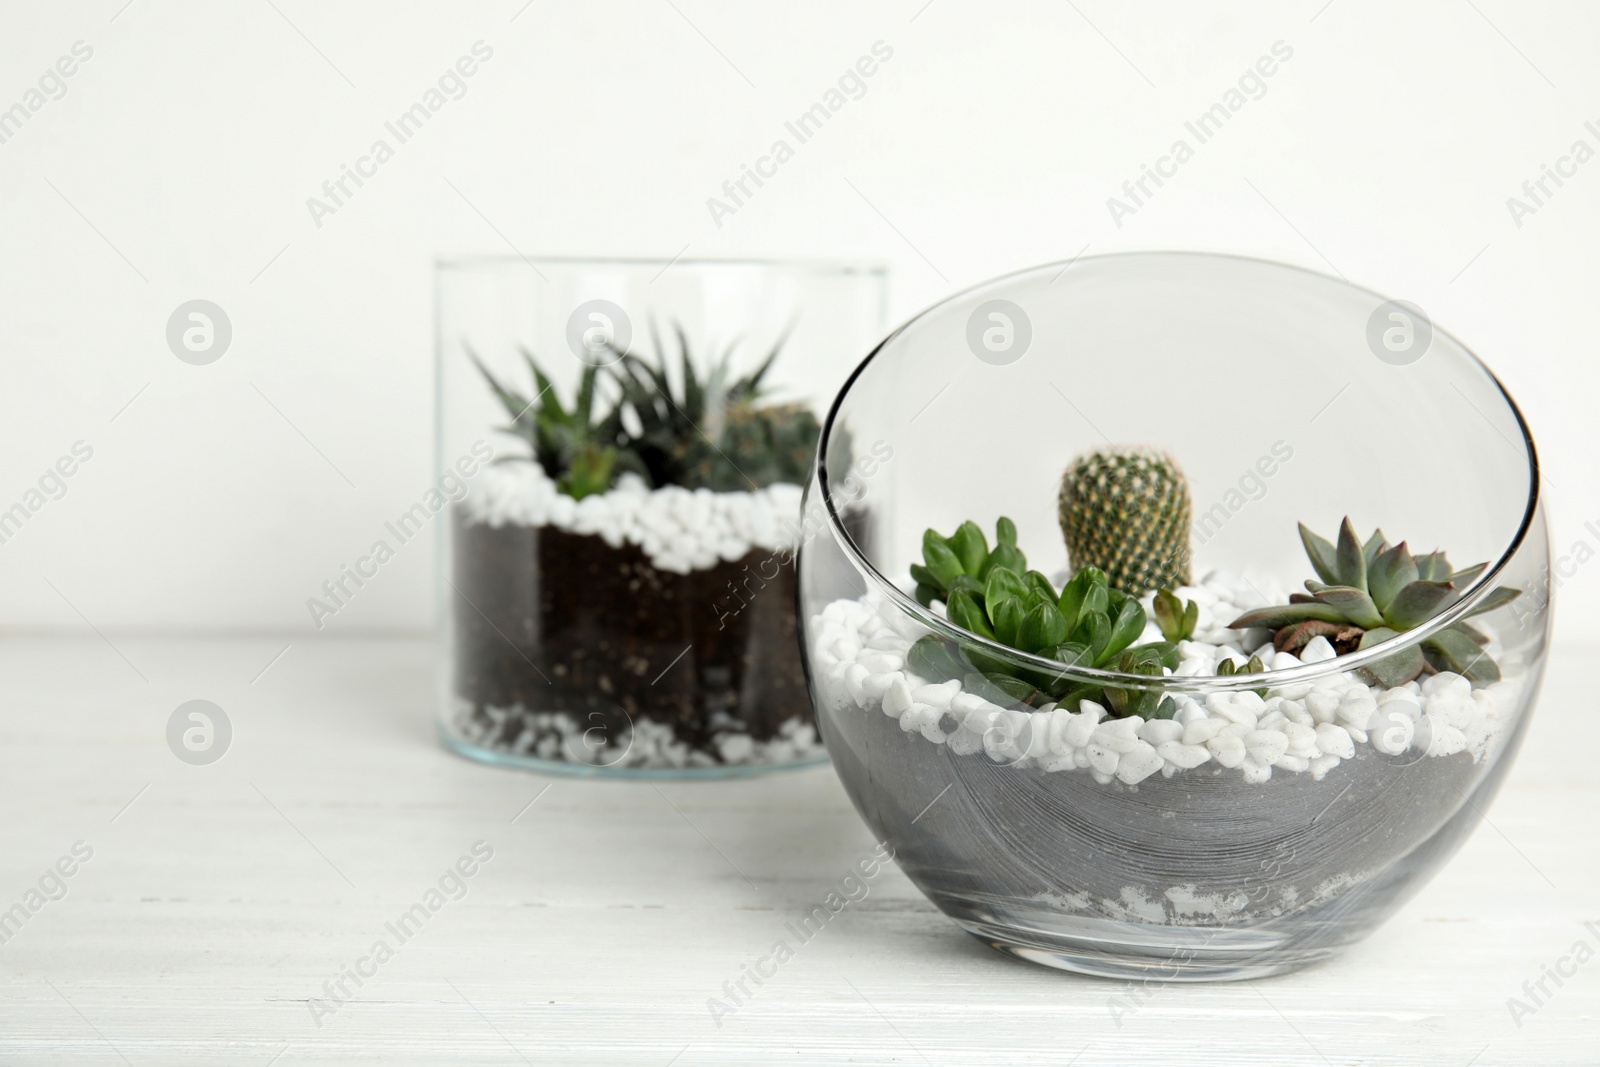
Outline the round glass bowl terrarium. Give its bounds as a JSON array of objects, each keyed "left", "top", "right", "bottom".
[
  {"left": 798, "top": 252, "right": 1550, "bottom": 979},
  {"left": 438, "top": 256, "right": 886, "bottom": 777}
]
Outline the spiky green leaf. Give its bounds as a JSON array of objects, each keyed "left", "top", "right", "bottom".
[
  {"left": 1313, "top": 586, "right": 1386, "bottom": 629},
  {"left": 1464, "top": 586, "right": 1522, "bottom": 617},
  {"left": 1367, "top": 541, "right": 1419, "bottom": 614},
  {"left": 1229, "top": 602, "right": 1347, "bottom": 630},
  {"left": 1300, "top": 523, "right": 1341, "bottom": 585},
  {"left": 1363, "top": 528, "right": 1389, "bottom": 568},
  {"left": 1383, "top": 580, "right": 1455, "bottom": 629},
  {"left": 1335, "top": 517, "right": 1367, "bottom": 590}
]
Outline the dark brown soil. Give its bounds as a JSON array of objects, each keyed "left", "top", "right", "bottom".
[{"left": 450, "top": 507, "right": 812, "bottom": 759}]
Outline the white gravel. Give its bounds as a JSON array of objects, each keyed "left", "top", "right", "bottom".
[
  {"left": 462, "top": 461, "right": 805, "bottom": 574},
  {"left": 452, "top": 699, "right": 824, "bottom": 770},
  {"left": 810, "top": 571, "right": 1519, "bottom": 786}
]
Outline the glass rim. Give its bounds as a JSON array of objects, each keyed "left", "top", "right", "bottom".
[
  {"left": 811, "top": 249, "right": 1542, "bottom": 691},
  {"left": 434, "top": 253, "right": 889, "bottom": 275}
]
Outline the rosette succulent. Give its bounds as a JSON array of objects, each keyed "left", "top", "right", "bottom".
[
  {"left": 1228, "top": 517, "right": 1521, "bottom": 686},
  {"left": 908, "top": 518, "right": 1196, "bottom": 719}
]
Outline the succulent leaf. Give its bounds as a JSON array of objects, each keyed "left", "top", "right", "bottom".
[
  {"left": 1230, "top": 602, "right": 1347, "bottom": 629},
  {"left": 979, "top": 543, "right": 1027, "bottom": 580},
  {"left": 984, "top": 567, "right": 1028, "bottom": 609},
  {"left": 996, "top": 516, "right": 1018, "bottom": 547},
  {"left": 1079, "top": 610, "right": 1111, "bottom": 664},
  {"left": 1336, "top": 517, "right": 1368, "bottom": 590},
  {"left": 1101, "top": 598, "right": 1147, "bottom": 664},
  {"left": 1464, "top": 586, "right": 1522, "bottom": 617},
  {"left": 1356, "top": 626, "right": 1425, "bottom": 687},
  {"left": 948, "top": 574, "right": 986, "bottom": 598},
  {"left": 1017, "top": 602, "right": 1070, "bottom": 653},
  {"left": 946, "top": 590, "right": 994, "bottom": 640},
  {"left": 1414, "top": 551, "right": 1452, "bottom": 582},
  {"left": 949, "top": 521, "right": 989, "bottom": 577},
  {"left": 1080, "top": 581, "right": 1110, "bottom": 621},
  {"left": 1367, "top": 542, "right": 1419, "bottom": 614},
  {"left": 1383, "top": 580, "right": 1456, "bottom": 629},
  {"left": 922, "top": 531, "right": 965, "bottom": 587},
  {"left": 1424, "top": 628, "right": 1501, "bottom": 684},
  {"left": 1153, "top": 588, "right": 1200, "bottom": 642},
  {"left": 1056, "top": 567, "right": 1100, "bottom": 629},
  {"left": 1299, "top": 523, "right": 1341, "bottom": 585},
  {"left": 1023, "top": 570, "right": 1058, "bottom": 606},
  {"left": 908, "top": 635, "right": 964, "bottom": 682},
  {"left": 1312, "top": 586, "right": 1385, "bottom": 629},
  {"left": 990, "top": 596, "right": 1025, "bottom": 648},
  {"left": 1362, "top": 528, "right": 1389, "bottom": 569}
]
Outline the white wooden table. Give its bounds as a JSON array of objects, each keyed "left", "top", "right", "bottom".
[{"left": 1, "top": 636, "right": 1593, "bottom": 1065}]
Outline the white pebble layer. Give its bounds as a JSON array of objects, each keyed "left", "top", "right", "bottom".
[
  {"left": 810, "top": 570, "right": 1520, "bottom": 786},
  {"left": 461, "top": 462, "right": 805, "bottom": 575},
  {"left": 452, "top": 699, "right": 824, "bottom": 770}
]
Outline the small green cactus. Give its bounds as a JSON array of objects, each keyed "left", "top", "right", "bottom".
[{"left": 1059, "top": 447, "right": 1192, "bottom": 596}]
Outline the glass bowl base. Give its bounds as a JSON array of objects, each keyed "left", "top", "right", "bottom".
[{"left": 957, "top": 911, "right": 1335, "bottom": 982}]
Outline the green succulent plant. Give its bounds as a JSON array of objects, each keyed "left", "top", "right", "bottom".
[
  {"left": 470, "top": 321, "right": 820, "bottom": 499},
  {"left": 908, "top": 517, "right": 1183, "bottom": 720},
  {"left": 470, "top": 348, "right": 641, "bottom": 500},
  {"left": 1151, "top": 588, "right": 1200, "bottom": 643},
  {"left": 1228, "top": 517, "right": 1521, "bottom": 687},
  {"left": 1058, "top": 447, "right": 1192, "bottom": 596},
  {"left": 608, "top": 322, "right": 819, "bottom": 492}
]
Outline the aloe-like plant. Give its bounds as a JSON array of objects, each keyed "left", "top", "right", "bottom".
[
  {"left": 907, "top": 518, "right": 1187, "bottom": 719},
  {"left": 471, "top": 322, "right": 820, "bottom": 499},
  {"left": 1228, "top": 517, "right": 1521, "bottom": 686},
  {"left": 470, "top": 349, "right": 641, "bottom": 500},
  {"left": 607, "top": 323, "right": 818, "bottom": 492}
]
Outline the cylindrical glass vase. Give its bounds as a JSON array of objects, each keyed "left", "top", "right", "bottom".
[
  {"left": 438, "top": 256, "right": 886, "bottom": 777},
  {"left": 798, "top": 252, "right": 1550, "bottom": 978}
]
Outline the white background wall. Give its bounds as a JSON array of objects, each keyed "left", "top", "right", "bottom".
[{"left": 1, "top": 0, "right": 1595, "bottom": 638}]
